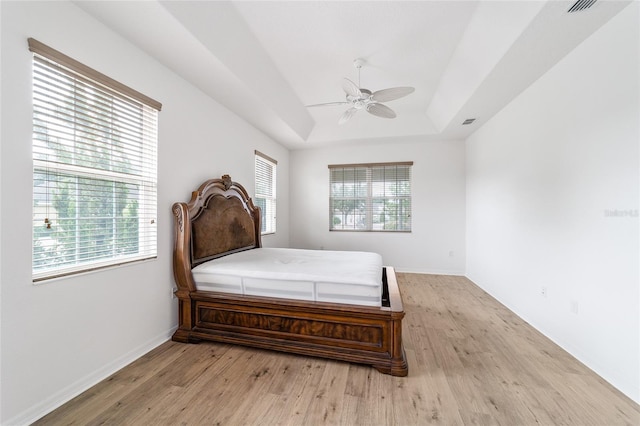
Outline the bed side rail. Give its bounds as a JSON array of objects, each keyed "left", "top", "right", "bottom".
[{"left": 385, "top": 267, "right": 404, "bottom": 313}]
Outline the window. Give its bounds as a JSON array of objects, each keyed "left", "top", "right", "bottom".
[
  {"left": 255, "top": 150, "right": 277, "bottom": 235},
  {"left": 329, "top": 162, "right": 412, "bottom": 232},
  {"left": 30, "top": 38, "right": 162, "bottom": 282}
]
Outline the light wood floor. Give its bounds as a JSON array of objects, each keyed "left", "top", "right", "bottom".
[{"left": 35, "top": 274, "right": 639, "bottom": 425}]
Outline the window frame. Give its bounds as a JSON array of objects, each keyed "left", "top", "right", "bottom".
[
  {"left": 29, "top": 38, "right": 162, "bottom": 282},
  {"left": 254, "top": 150, "right": 277, "bottom": 235},
  {"left": 329, "top": 162, "right": 413, "bottom": 232}
]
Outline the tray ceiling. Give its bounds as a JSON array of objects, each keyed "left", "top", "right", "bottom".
[{"left": 75, "top": 0, "right": 631, "bottom": 149}]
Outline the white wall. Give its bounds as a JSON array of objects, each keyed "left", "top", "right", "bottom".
[
  {"left": 466, "top": 3, "right": 639, "bottom": 403},
  {"left": 290, "top": 137, "right": 466, "bottom": 274},
  {"left": 0, "top": 2, "right": 3, "bottom": 421},
  {"left": 0, "top": 2, "right": 289, "bottom": 424}
]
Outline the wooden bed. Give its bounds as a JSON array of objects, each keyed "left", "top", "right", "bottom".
[{"left": 171, "top": 175, "right": 408, "bottom": 376}]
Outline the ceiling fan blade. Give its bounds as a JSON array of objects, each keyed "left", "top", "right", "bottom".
[
  {"left": 371, "top": 87, "right": 415, "bottom": 102},
  {"left": 306, "top": 101, "right": 350, "bottom": 108},
  {"left": 338, "top": 107, "right": 358, "bottom": 125},
  {"left": 342, "top": 78, "right": 362, "bottom": 98},
  {"left": 366, "top": 103, "right": 396, "bottom": 119}
]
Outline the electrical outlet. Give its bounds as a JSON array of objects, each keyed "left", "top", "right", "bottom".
[
  {"left": 541, "top": 287, "right": 547, "bottom": 297},
  {"left": 571, "top": 300, "right": 579, "bottom": 314}
]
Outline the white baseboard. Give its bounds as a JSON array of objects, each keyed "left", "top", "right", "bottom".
[
  {"left": 6, "top": 327, "right": 178, "bottom": 426},
  {"left": 394, "top": 268, "right": 466, "bottom": 276}
]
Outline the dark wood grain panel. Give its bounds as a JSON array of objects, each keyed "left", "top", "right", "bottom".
[{"left": 197, "top": 305, "right": 384, "bottom": 346}]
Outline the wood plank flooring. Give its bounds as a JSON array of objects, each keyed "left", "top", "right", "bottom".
[{"left": 35, "top": 274, "right": 640, "bottom": 425}]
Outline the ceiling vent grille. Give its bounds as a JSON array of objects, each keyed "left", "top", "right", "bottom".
[
  {"left": 568, "top": 0, "right": 597, "bottom": 13},
  {"left": 462, "top": 118, "right": 476, "bottom": 125}
]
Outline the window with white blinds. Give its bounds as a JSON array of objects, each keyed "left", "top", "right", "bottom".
[
  {"left": 329, "top": 162, "right": 412, "bottom": 232},
  {"left": 30, "top": 38, "right": 161, "bottom": 282},
  {"left": 255, "top": 151, "right": 277, "bottom": 235}
]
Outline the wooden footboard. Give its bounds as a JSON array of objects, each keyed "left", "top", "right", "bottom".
[{"left": 173, "top": 267, "right": 408, "bottom": 376}]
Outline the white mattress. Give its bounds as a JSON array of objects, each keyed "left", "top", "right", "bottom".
[{"left": 192, "top": 248, "right": 383, "bottom": 307}]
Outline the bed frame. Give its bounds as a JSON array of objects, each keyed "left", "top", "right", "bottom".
[{"left": 171, "top": 175, "right": 408, "bottom": 376}]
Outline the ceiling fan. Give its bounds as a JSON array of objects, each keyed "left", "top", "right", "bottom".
[{"left": 307, "top": 58, "right": 415, "bottom": 125}]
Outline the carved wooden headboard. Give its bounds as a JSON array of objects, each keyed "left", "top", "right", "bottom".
[{"left": 172, "top": 175, "right": 262, "bottom": 292}]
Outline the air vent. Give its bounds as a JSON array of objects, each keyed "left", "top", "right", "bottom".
[
  {"left": 568, "top": 0, "right": 597, "bottom": 13},
  {"left": 462, "top": 118, "right": 476, "bottom": 125}
]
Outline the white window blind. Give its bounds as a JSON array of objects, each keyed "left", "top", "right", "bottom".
[
  {"left": 30, "top": 38, "right": 161, "bottom": 282},
  {"left": 255, "top": 150, "right": 277, "bottom": 235},
  {"left": 329, "top": 162, "right": 412, "bottom": 232}
]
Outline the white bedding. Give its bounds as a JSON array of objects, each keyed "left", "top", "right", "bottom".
[{"left": 192, "top": 248, "right": 383, "bottom": 306}]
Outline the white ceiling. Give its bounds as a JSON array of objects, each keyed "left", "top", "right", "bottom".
[{"left": 75, "top": 0, "right": 630, "bottom": 150}]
